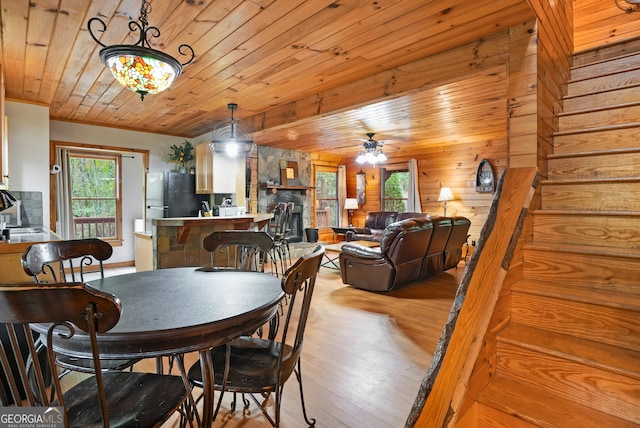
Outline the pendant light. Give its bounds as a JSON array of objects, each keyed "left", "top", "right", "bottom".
[
  {"left": 209, "top": 103, "right": 256, "bottom": 157},
  {"left": 88, "top": 0, "right": 195, "bottom": 100}
]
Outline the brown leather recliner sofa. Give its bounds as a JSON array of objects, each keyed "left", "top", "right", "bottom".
[
  {"left": 344, "top": 211, "right": 430, "bottom": 242},
  {"left": 339, "top": 215, "right": 471, "bottom": 291}
]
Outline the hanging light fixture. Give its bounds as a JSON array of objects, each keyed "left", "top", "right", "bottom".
[
  {"left": 616, "top": 0, "right": 640, "bottom": 12},
  {"left": 355, "top": 133, "right": 387, "bottom": 166},
  {"left": 209, "top": 103, "right": 255, "bottom": 157},
  {"left": 88, "top": 0, "right": 194, "bottom": 101}
]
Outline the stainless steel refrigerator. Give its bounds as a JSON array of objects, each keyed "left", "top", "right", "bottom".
[{"left": 145, "top": 172, "right": 210, "bottom": 232}]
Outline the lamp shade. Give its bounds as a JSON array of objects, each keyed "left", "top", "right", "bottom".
[
  {"left": 87, "top": 0, "right": 194, "bottom": 101},
  {"left": 437, "top": 187, "right": 454, "bottom": 202},
  {"left": 210, "top": 103, "right": 255, "bottom": 157},
  {"left": 344, "top": 198, "right": 359, "bottom": 210},
  {"left": 100, "top": 46, "right": 181, "bottom": 98}
]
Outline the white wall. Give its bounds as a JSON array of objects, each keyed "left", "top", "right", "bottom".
[
  {"left": 5, "top": 102, "right": 50, "bottom": 225},
  {"left": 6, "top": 100, "right": 203, "bottom": 264}
]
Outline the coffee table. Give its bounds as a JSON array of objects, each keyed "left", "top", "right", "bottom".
[{"left": 322, "top": 240, "right": 379, "bottom": 269}]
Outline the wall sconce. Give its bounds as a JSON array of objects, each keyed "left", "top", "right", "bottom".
[
  {"left": 615, "top": 0, "right": 640, "bottom": 13},
  {"left": 344, "top": 198, "right": 359, "bottom": 226},
  {"left": 476, "top": 158, "right": 495, "bottom": 193},
  {"left": 437, "top": 187, "right": 454, "bottom": 216}
]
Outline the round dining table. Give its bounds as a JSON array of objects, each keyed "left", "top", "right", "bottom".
[{"left": 38, "top": 267, "right": 284, "bottom": 427}]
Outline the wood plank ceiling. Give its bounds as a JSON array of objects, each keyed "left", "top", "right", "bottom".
[{"left": 0, "top": 0, "right": 637, "bottom": 158}]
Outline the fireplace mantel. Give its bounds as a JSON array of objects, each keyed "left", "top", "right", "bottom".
[{"left": 261, "top": 184, "right": 313, "bottom": 194}]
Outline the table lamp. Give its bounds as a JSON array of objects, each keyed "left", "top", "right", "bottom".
[
  {"left": 437, "top": 187, "right": 454, "bottom": 216},
  {"left": 344, "top": 198, "right": 359, "bottom": 226}
]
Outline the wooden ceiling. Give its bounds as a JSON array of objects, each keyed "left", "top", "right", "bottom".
[{"left": 0, "top": 0, "right": 637, "bottom": 158}]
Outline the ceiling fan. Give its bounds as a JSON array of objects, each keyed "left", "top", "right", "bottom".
[{"left": 356, "top": 133, "right": 388, "bottom": 165}]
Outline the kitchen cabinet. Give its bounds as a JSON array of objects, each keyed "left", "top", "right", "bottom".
[
  {"left": 134, "top": 232, "right": 153, "bottom": 272},
  {"left": 195, "top": 142, "right": 246, "bottom": 199},
  {"left": 195, "top": 142, "right": 213, "bottom": 194}
]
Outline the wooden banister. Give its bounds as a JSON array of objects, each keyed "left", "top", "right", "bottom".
[{"left": 407, "top": 167, "right": 539, "bottom": 427}]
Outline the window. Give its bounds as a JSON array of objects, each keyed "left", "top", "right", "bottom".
[
  {"left": 69, "top": 151, "right": 121, "bottom": 240},
  {"left": 315, "top": 168, "right": 338, "bottom": 227},
  {"left": 381, "top": 168, "right": 409, "bottom": 212}
]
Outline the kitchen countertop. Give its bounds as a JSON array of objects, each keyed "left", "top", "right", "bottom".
[
  {"left": 0, "top": 226, "right": 61, "bottom": 254},
  {"left": 152, "top": 213, "right": 273, "bottom": 227}
]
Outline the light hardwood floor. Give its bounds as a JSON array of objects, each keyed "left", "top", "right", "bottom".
[{"left": 134, "top": 262, "right": 463, "bottom": 427}]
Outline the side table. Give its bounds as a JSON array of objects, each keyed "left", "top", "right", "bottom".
[{"left": 330, "top": 226, "right": 367, "bottom": 242}]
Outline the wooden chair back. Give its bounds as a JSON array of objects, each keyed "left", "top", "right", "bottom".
[
  {"left": 267, "top": 202, "right": 289, "bottom": 238},
  {"left": 0, "top": 282, "right": 120, "bottom": 417},
  {"left": 21, "top": 238, "right": 113, "bottom": 283},
  {"left": 0, "top": 282, "right": 189, "bottom": 427},
  {"left": 202, "top": 230, "right": 274, "bottom": 273},
  {"left": 279, "top": 245, "right": 324, "bottom": 362}
]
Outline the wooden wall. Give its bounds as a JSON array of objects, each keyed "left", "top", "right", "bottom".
[
  {"left": 343, "top": 135, "right": 508, "bottom": 244},
  {"left": 454, "top": 0, "right": 574, "bottom": 423},
  {"left": 574, "top": 0, "right": 640, "bottom": 52}
]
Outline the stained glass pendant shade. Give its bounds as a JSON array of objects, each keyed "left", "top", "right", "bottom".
[
  {"left": 88, "top": 0, "right": 194, "bottom": 100},
  {"left": 100, "top": 46, "right": 180, "bottom": 97}
]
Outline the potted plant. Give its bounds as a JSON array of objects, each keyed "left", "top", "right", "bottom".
[{"left": 169, "top": 141, "right": 194, "bottom": 173}]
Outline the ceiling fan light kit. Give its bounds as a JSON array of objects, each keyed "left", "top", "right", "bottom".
[
  {"left": 88, "top": 0, "right": 194, "bottom": 100},
  {"left": 356, "top": 133, "right": 387, "bottom": 166}
]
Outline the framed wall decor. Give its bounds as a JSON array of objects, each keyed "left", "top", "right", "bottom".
[
  {"left": 476, "top": 158, "right": 494, "bottom": 193},
  {"left": 356, "top": 169, "right": 366, "bottom": 204},
  {"left": 280, "top": 160, "right": 299, "bottom": 186}
]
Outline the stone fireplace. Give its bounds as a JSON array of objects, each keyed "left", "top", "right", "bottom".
[{"left": 257, "top": 147, "right": 311, "bottom": 240}]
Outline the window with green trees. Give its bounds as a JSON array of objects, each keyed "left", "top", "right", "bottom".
[
  {"left": 315, "top": 168, "right": 338, "bottom": 227},
  {"left": 69, "top": 152, "right": 121, "bottom": 240},
  {"left": 382, "top": 169, "right": 409, "bottom": 211}
]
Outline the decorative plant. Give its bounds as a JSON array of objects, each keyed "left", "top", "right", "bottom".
[{"left": 169, "top": 140, "right": 194, "bottom": 169}]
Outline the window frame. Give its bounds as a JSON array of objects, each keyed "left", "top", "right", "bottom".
[
  {"left": 67, "top": 149, "right": 123, "bottom": 242},
  {"left": 381, "top": 166, "right": 409, "bottom": 212},
  {"left": 314, "top": 165, "right": 339, "bottom": 228}
]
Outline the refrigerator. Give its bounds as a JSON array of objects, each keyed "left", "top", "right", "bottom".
[{"left": 145, "top": 172, "right": 210, "bottom": 232}]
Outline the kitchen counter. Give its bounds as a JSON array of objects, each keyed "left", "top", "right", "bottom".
[
  {"left": 0, "top": 226, "right": 61, "bottom": 254},
  {"left": 0, "top": 226, "right": 61, "bottom": 282},
  {"left": 152, "top": 213, "right": 273, "bottom": 230},
  {"left": 152, "top": 213, "right": 274, "bottom": 269}
]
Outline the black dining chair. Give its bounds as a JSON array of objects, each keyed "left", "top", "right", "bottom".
[
  {"left": 20, "top": 239, "right": 140, "bottom": 374},
  {"left": 282, "top": 201, "right": 295, "bottom": 265},
  {"left": 201, "top": 230, "right": 275, "bottom": 274},
  {"left": 266, "top": 202, "right": 290, "bottom": 276},
  {"left": 21, "top": 238, "right": 113, "bottom": 283},
  {"left": 187, "top": 245, "right": 325, "bottom": 427},
  {"left": 0, "top": 282, "right": 191, "bottom": 427}
]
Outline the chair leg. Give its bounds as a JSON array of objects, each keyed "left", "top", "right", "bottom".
[
  {"left": 174, "top": 354, "right": 201, "bottom": 428},
  {"left": 294, "top": 359, "right": 316, "bottom": 426}
]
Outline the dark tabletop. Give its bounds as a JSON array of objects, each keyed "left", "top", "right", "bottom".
[{"left": 40, "top": 267, "right": 284, "bottom": 359}]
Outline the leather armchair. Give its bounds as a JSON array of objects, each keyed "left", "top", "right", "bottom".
[{"left": 339, "top": 218, "right": 433, "bottom": 291}]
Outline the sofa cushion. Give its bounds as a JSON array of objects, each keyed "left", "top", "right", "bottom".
[
  {"left": 366, "top": 211, "right": 399, "bottom": 231},
  {"left": 346, "top": 211, "right": 429, "bottom": 242},
  {"left": 443, "top": 216, "right": 471, "bottom": 270},
  {"left": 421, "top": 217, "right": 452, "bottom": 278}
]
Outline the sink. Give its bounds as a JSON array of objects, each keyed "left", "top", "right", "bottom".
[{"left": 8, "top": 227, "right": 45, "bottom": 234}]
